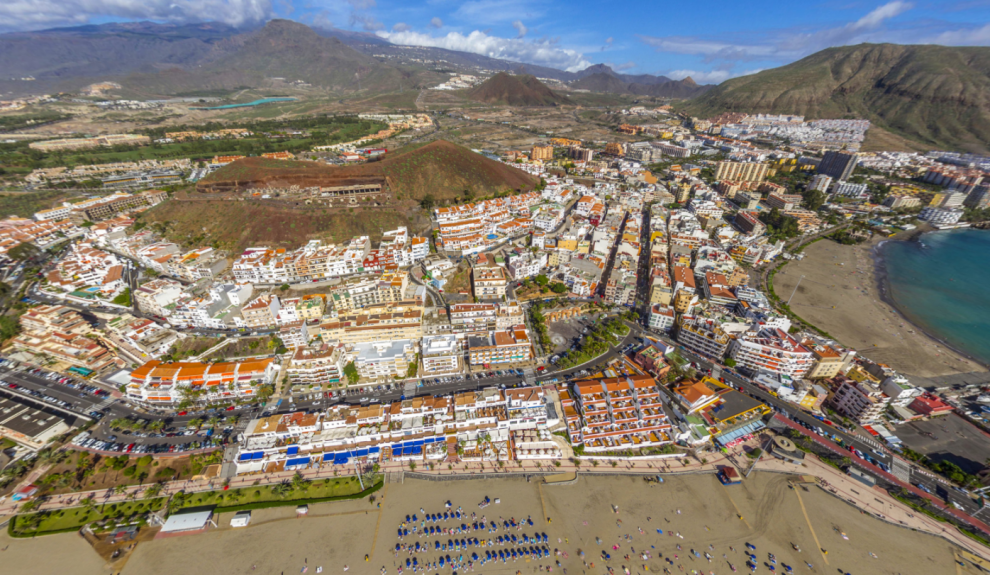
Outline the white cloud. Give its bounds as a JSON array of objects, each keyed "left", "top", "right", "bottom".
[
  {"left": 392, "top": 22, "right": 410, "bottom": 32},
  {"left": 665, "top": 68, "right": 764, "bottom": 84},
  {"left": 377, "top": 29, "right": 592, "bottom": 72},
  {"left": 0, "top": 0, "right": 273, "bottom": 32},
  {"left": 430, "top": 17, "right": 443, "bottom": 29},
  {"left": 512, "top": 20, "right": 527, "bottom": 39}
]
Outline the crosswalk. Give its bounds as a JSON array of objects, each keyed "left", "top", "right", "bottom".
[{"left": 94, "top": 396, "right": 117, "bottom": 411}]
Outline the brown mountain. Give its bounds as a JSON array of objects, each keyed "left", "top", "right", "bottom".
[
  {"left": 572, "top": 72, "right": 709, "bottom": 98},
  {"left": 679, "top": 43, "right": 990, "bottom": 153},
  {"left": 122, "top": 19, "right": 416, "bottom": 95},
  {"left": 198, "top": 139, "right": 540, "bottom": 200},
  {"left": 467, "top": 72, "right": 572, "bottom": 106}
]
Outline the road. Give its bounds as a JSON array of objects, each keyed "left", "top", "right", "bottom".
[{"left": 643, "top": 332, "right": 981, "bottom": 515}]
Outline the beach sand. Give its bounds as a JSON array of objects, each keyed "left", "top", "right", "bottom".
[
  {"left": 772, "top": 237, "right": 985, "bottom": 378},
  {"left": 91, "top": 473, "right": 981, "bottom": 575},
  {"left": 0, "top": 527, "right": 112, "bottom": 574}
]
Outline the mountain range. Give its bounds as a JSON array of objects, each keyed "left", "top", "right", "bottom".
[
  {"left": 0, "top": 19, "right": 696, "bottom": 98},
  {"left": 679, "top": 43, "right": 990, "bottom": 153}
]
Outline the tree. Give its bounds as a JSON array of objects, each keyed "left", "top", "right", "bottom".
[
  {"left": 112, "top": 288, "right": 132, "bottom": 307},
  {"left": 0, "top": 315, "right": 20, "bottom": 342},
  {"left": 279, "top": 284, "right": 290, "bottom": 292},
  {"left": 343, "top": 361, "right": 360, "bottom": 384},
  {"left": 549, "top": 282, "right": 567, "bottom": 294},
  {"left": 801, "top": 188, "right": 826, "bottom": 211},
  {"left": 534, "top": 274, "right": 549, "bottom": 287},
  {"left": 724, "top": 358, "right": 737, "bottom": 368},
  {"left": 420, "top": 195, "right": 436, "bottom": 211},
  {"left": 7, "top": 242, "right": 38, "bottom": 261},
  {"left": 187, "top": 418, "right": 204, "bottom": 430}
]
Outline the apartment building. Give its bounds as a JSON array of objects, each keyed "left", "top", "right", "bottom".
[
  {"left": 126, "top": 358, "right": 279, "bottom": 405},
  {"left": 714, "top": 161, "right": 769, "bottom": 183},
  {"left": 472, "top": 264, "right": 508, "bottom": 299},
  {"left": 345, "top": 340, "right": 418, "bottom": 380},
  {"left": 530, "top": 145, "right": 553, "bottom": 161},
  {"left": 72, "top": 190, "right": 168, "bottom": 222},
  {"left": 330, "top": 271, "right": 408, "bottom": 312},
  {"left": 919, "top": 207, "right": 964, "bottom": 225},
  {"left": 241, "top": 295, "right": 281, "bottom": 329},
  {"left": 648, "top": 304, "right": 675, "bottom": 332},
  {"left": 805, "top": 344, "right": 844, "bottom": 379},
  {"left": 467, "top": 326, "right": 533, "bottom": 366},
  {"left": 286, "top": 343, "right": 343, "bottom": 387},
  {"left": 766, "top": 193, "right": 803, "bottom": 210},
  {"left": 319, "top": 301, "right": 423, "bottom": 345},
  {"left": 675, "top": 315, "right": 731, "bottom": 359},
  {"left": 817, "top": 151, "right": 858, "bottom": 181},
  {"left": 421, "top": 334, "right": 462, "bottom": 375},
  {"left": 449, "top": 303, "right": 497, "bottom": 334},
  {"left": 729, "top": 328, "right": 814, "bottom": 378},
  {"left": 828, "top": 375, "right": 890, "bottom": 424},
  {"left": 33, "top": 205, "right": 73, "bottom": 222},
  {"left": 734, "top": 211, "right": 765, "bottom": 235},
  {"left": 18, "top": 305, "right": 93, "bottom": 336},
  {"left": 570, "top": 376, "right": 672, "bottom": 452}
]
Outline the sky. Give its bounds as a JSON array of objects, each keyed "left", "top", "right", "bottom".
[{"left": 2, "top": 0, "right": 990, "bottom": 82}]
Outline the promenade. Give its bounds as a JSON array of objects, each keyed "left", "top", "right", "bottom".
[{"left": 3, "top": 437, "right": 990, "bottom": 563}]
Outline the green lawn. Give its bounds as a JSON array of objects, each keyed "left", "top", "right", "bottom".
[
  {"left": 173, "top": 474, "right": 375, "bottom": 511},
  {"left": 0, "top": 437, "right": 17, "bottom": 450},
  {"left": 9, "top": 497, "right": 166, "bottom": 538}
]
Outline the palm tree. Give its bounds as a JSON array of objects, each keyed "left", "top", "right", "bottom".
[
  {"left": 271, "top": 482, "right": 292, "bottom": 498},
  {"left": 187, "top": 418, "right": 203, "bottom": 431},
  {"left": 206, "top": 416, "right": 220, "bottom": 429},
  {"left": 147, "top": 420, "right": 165, "bottom": 433}
]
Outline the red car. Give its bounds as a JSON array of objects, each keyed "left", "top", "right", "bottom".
[
  {"left": 226, "top": 406, "right": 236, "bottom": 411},
  {"left": 177, "top": 411, "right": 188, "bottom": 416}
]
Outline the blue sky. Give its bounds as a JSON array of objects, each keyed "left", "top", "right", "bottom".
[{"left": 3, "top": 0, "right": 990, "bottom": 82}]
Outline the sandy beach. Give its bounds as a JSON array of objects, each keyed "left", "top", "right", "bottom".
[
  {"left": 773, "top": 237, "right": 985, "bottom": 378},
  {"left": 59, "top": 472, "right": 969, "bottom": 575}
]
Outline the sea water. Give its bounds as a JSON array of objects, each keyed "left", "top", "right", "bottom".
[{"left": 881, "top": 228, "right": 990, "bottom": 364}]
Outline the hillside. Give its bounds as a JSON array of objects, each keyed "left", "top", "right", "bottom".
[
  {"left": 138, "top": 198, "right": 426, "bottom": 252},
  {"left": 198, "top": 139, "right": 540, "bottom": 200},
  {"left": 467, "top": 73, "right": 572, "bottom": 106},
  {"left": 572, "top": 72, "right": 709, "bottom": 98},
  {"left": 679, "top": 43, "right": 990, "bottom": 153}
]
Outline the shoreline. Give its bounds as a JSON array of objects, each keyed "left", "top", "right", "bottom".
[{"left": 871, "top": 228, "right": 990, "bottom": 373}]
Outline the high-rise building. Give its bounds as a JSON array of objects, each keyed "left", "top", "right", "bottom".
[
  {"left": 817, "top": 151, "right": 858, "bottom": 181},
  {"left": 964, "top": 185, "right": 990, "bottom": 209},
  {"left": 530, "top": 145, "right": 553, "bottom": 161},
  {"left": 714, "top": 161, "right": 769, "bottom": 183}
]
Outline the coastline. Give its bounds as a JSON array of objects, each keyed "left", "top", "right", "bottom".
[
  {"left": 772, "top": 234, "right": 985, "bottom": 378},
  {"left": 871, "top": 228, "right": 990, "bottom": 374}
]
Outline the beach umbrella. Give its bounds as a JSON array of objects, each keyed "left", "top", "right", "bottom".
[
  {"left": 406, "top": 559, "right": 411, "bottom": 567},
  {"left": 412, "top": 515, "right": 418, "bottom": 522},
  {"left": 438, "top": 558, "right": 444, "bottom": 568},
  {"left": 435, "top": 542, "right": 441, "bottom": 551}
]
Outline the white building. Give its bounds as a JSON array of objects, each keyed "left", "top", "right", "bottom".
[
  {"left": 728, "top": 328, "right": 814, "bottom": 378},
  {"left": 648, "top": 304, "right": 675, "bottom": 332},
  {"left": 919, "top": 206, "right": 963, "bottom": 225},
  {"left": 421, "top": 335, "right": 462, "bottom": 375}
]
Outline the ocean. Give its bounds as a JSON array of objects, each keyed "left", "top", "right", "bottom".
[{"left": 881, "top": 228, "right": 990, "bottom": 365}]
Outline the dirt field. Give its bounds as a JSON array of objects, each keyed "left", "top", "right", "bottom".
[
  {"left": 64, "top": 472, "right": 975, "bottom": 575},
  {"left": 773, "top": 238, "right": 984, "bottom": 378}
]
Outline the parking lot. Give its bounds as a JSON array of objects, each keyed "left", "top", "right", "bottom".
[{"left": 895, "top": 413, "right": 990, "bottom": 474}]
